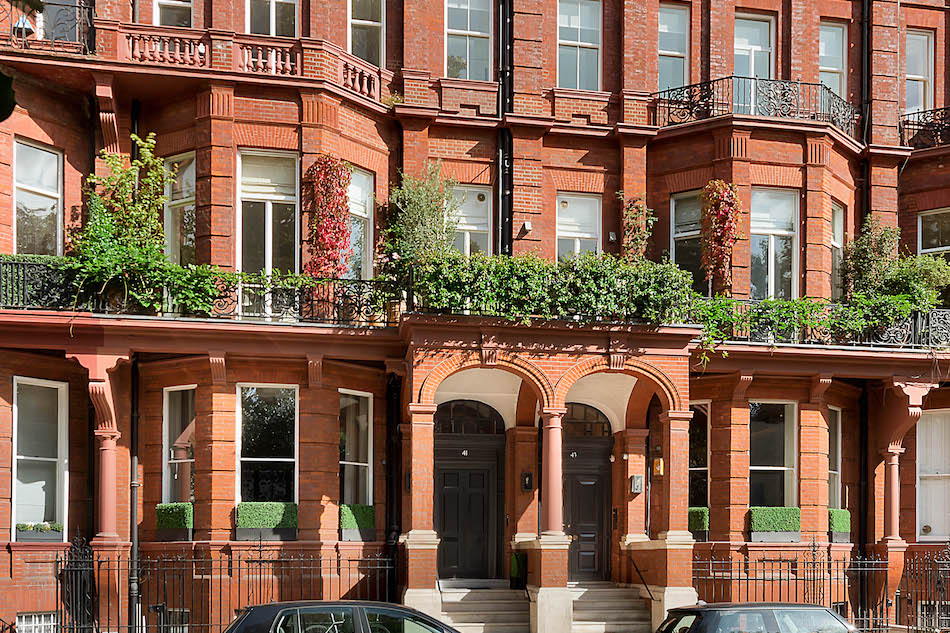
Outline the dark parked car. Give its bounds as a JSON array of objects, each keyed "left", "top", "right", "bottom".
[
  {"left": 657, "top": 604, "right": 859, "bottom": 633},
  {"left": 223, "top": 601, "right": 461, "bottom": 633}
]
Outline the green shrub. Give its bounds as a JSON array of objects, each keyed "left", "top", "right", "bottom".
[
  {"left": 829, "top": 508, "right": 851, "bottom": 533},
  {"left": 688, "top": 507, "right": 709, "bottom": 531},
  {"left": 236, "top": 502, "right": 298, "bottom": 528},
  {"left": 340, "top": 504, "right": 375, "bottom": 530},
  {"left": 16, "top": 522, "right": 63, "bottom": 532},
  {"left": 748, "top": 507, "right": 801, "bottom": 532},
  {"left": 157, "top": 502, "right": 194, "bottom": 529}
]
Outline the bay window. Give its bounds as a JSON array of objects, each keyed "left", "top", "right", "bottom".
[
  {"left": 452, "top": 185, "right": 492, "bottom": 255},
  {"left": 658, "top": 3, "right": 688, "bottom": 91},
  {"left": 446, "top": 0, "right": 491, "bottom": 81},
  {"left": 689, "top": 403, "right": 709, "bottom": 507},
  {"left": 350, "top": 0, "right": 384, "bottom": 67},
  {"left": 671, "top": 191, "right": 707, "bottom": 295},
  {"left": 917, "top": 410, "right": 950, "bottom": 540},
  {"left": 905, "top": 30, "right": 933, "bottom": 114},
  {"left": 556, "top": 193, "right": 600, "bottom": 259},
  {"left": 339, "top": 390, "right": 373, "bottom": 505},
  {"left": 557, "top": 0, "right": 601, "bottom": 91},
  {"left": 750, "top": 188, "right": 798, "bottom": 300},
  {"left": 164, "top": 386, "right": 196, "bottom": 504},
  {"left": 248, "top": 0, "right": 296, "bottom": 37},
  {"left": 165, "top": 153, "right": 196, "bottom": 267},
  {"left": 238, "top": 385, "right": 297, "bottom": 503},
  {"left": 919, "top": 208, "right": 950, "bottom": 255},
  {"left": 12, "top": 377, "right": 68, "bottom": 540},
  {"left": 14, "top": 140, "right": 62, "bottom": 256},
  {"left": 749, "top": 401, "right": 797, "bottom": 507},
  {"left": 819, "top": 22, "right": 846, "bottom": 97},
  {"left": 347, "top": 168, "right": 374, "bottom": 280},
  {"left": 828, "top": 406, "right": 841, "bottom": 509}
]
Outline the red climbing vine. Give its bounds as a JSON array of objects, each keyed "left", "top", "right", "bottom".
[
  {"left": 700, "top": 180, "right": 742, "bottom": 294},
  {"left": 303, "top": 155, "right": 352, "bottom": 278}
]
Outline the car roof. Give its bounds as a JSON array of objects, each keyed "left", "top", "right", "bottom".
[
  {"left": 249, "top": 601, "right": 405, "bottom": 609},
  {"left": 671, "top": 603, "right": 836, "bottom": 611}
]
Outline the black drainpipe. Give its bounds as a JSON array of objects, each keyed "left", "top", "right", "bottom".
[
  {"left": 496, "top": 0, "right": 514, "bottom": 255},
  {"left": 129, "top": 357, "right": 141, "bottom": 632},
  {"left": 384, "top": 372, "right": 403, "bottom": 599},
  {"left": 858, "top": 381, "right": 869, "bottom": 555},
  {"left": 860, "top": 0, "right": 872, "bottom": 223}
]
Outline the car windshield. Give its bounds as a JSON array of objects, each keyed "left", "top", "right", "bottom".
[{"left": 773, "top": 609, "right": 850, "bottom": 633}]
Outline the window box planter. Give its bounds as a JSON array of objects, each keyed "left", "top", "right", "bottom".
[
  {"left": 829, "top": 508, "right": 851, "bottom": 543},
  {"left": 235, "top": 502, "right": 298, "bottom": 542},
  {"left": 689, "top": 507, "right": 709, "bottom": 542},
  {"left": 157, "top": 503, "right": 193, "bottom": 542},
  {"left": 340, "top": 504, "right": 375, "bottom": 542},
  {"left": 748, "top": 507, "right": 801, "bottom": 543},
  {"left": 16, "top": 523, "right": 64, "bottom": 542}
]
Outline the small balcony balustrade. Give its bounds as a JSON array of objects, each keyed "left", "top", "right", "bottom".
[{"left": 901, "top": 107, "right": 950, "bottom": 150}]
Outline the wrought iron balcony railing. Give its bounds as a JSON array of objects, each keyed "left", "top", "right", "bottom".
[
  {"left": 900, "top": 107, "right": 950, "bottom": 150},
  {"left": 653, "top": 76, "right": 859, "bottom": 139},
  {"left": 0, "top": 0, "right": 94, "bottom": 54}
]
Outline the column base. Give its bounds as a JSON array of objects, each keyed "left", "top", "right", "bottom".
[
  {"left": 399, "top": 530, "right": 440, "bottom": 601},
  {"left": 641, "top": 585, "right": 699, "bottom": 631},
  {"left": 402, "top": 588, "right": 442, "bottom": 619},
  {"left": 528, "top": 585, "right": 572, "bottom": 633}
]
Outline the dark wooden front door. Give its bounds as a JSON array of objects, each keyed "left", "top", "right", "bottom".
[
  {"left": 436, "top": 468, "right": 492, "bottom": 578},
  {"left": 565, "top": 471, "right": 608, "bottom": 581}
]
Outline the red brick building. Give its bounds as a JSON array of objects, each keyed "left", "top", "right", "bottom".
[{"left": 0, "top": 0, "right": 949, "bottom": 631}]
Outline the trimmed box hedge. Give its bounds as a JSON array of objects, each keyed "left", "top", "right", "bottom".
[
  {"left": 157, "top": 503, "right": 193, "bottom": 529},
  {"left": 748, "top": 506, "right": 801, "bottom": 532},
  {"left": 688, "top": 507, "right": 709, "bottom": 531},
  {"left": 829, "top": 508, "right": 851, "bottom": 533},
  {"left": 236, "top": 502, "right": 298, "bottom": 528},
  {"left": 340, "top": 504, "right": 375, "bottom": 530},
  {"left": 16, "top": 522, "right": 64, "bottom": 533}
]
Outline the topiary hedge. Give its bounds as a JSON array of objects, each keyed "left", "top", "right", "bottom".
[
  {"left": 748, "top": 506, "right": 801, "bottom": 532},
  {"left": 236, "top": 502, "right": 298, "bottom": 528},
  {"left": 340, "top": 504, "right": 375, "bottom": 530},
  {"left": 688, "top": 507, "right": 709, "bottom": 531},
  {"left": 157, "top": 502, "right": 193, "bottom": 529},
  {"left": 829, "top": 508, "right": 851, "bottom": 533}
]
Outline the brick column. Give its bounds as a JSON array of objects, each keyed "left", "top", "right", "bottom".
[
  {"left": 803, "top": 136, "right": 832, "bottom": 298},
  {"left": 298, "top": 378, "right": 341, "bottom": 542},
  {"left": 508, "top": 426, "right": 540, "bottom": 540},
  {"left": 709, "top": 374, "right": 752, "bottom": 542},
  {"left": 511, "top": 126, "right": 546, "bottom": 255},
  {"left": 656, "top": 411, "right": 692, "bottom": 537},
  {"left": 203, "top": 352, "right": 234, "bottom": 541},
  {"left": 713, "top": 130, "right": 752, "bottom": 298},
  {"left": 619, "top": 428, "right": 649, "bottom": 544},
  {"left": 799, "top": 376, "right": 832, "bottom": 541},
  {"left": 867, "top": 0, "right": 900, "bottom": 147},
  {"left": 195, "top": 83, "right": 235, "bottom": 269},
  {"left": 789, "top": 0, "right": 819, "bottom": 82},
  {"left": 706, "top": 0, "right": 736, "bottom": 80}
]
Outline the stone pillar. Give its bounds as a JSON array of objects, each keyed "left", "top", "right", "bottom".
[
  {"left": 540, "top": 409, "right": 565, "bottom": 535},
  {"left": 400, "top": 403, "right": 440, "bottom": 618},
  {"left": 881, "top": 447, "right": 904, "bottom": 543}
]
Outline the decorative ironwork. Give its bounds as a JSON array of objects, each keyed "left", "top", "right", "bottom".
[
  {"left": 653, "top": 76, "right": 859, "bottom": 138},
  {"left": 902, "top": 107, "right": 950, "bottom": 149},
  {"left": 435, "top": 399, "right": 506, "bottom": 435},
  {"left": 0, "top": 0, "right": 94, "bottom": 54},
  {"left": 897, "top": 548, "right": 950, "bottom": 633}
]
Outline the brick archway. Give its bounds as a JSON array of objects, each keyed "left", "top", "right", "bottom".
[
  {"left": 553, "top": 355, "right": 684, "bottom": 413},
  {"left": 417, "top": 350, "right": 555, "bottom": 409}
]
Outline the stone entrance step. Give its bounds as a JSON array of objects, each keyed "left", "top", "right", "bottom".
[
  {"left": 439, "top": 587, "right": 530, "bottom": 633},
  {"left": 569, "top": 583, "right": 652, "bottom": 633}
]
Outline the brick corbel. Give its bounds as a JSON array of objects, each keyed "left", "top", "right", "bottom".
[
  {"left": 732, "top": 371, "right": 754, "bottom": 403},
  {"left": 208, "top": 350, "right": 227, "bottom": 384},
  {"left": 307, "top": 354, "right": 323, "bottom": 388},
  {"left": 92, "top": 72, "right": 120, "bottom": 155},
  {"left": 384, "top": 358, "right": 409, "bottom": 377},
  {"left": 480, "top": 329, "right": 499, "bottom": 366},
  {"left": 809, "top": 374, "right": 833, "bottom": 404}
]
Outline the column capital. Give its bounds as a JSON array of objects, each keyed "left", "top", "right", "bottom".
[
  {"left": 659, "top": 410, "right": 694, "bottom": 424},
  {"left": 540, "top": 408, "right": 566, "bottom": 427},
  {"left": 408, "top": 402, "right": 437, "bottom": 418}
]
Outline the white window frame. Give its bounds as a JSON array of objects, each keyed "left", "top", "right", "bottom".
[
  {"left": 556, "top": 192, "right": 602, "bottom": 257},
  {"left": 347, "top": 0, "right": 385, "bottom": 68},
  {"left": 670, "top": 191, "right": 709, "bottom": 296},
  {"left": 556, "top": 0, "right": 602, "bottom": 91},
  {"left": 689, "top": 400, "right": 711, "bottom": 508},
  {"left": 831, "top": 201, "right": 844, "bottom": 301},
  {"left": 444, "top": 0, "right": 492, "bottom": 80},
  {"left": 235, "top": 150, "right": 301, "bottom": 276},
  {"left": 162, "top": 385, "right": 198, "bottom": 504},
  {"left": 164, "top": 152, "right": 196, "bottom": 267},
  {"left": 750, "top": 187, "right": 800, "bottom": 300},
  {"left": 153, "top": 0, "right": 193, "bottom": 26},
  {"left": 658, "top": 3, "right": 689, "bottom": 91},
  {"left": 748, "top": 400, "right": 798, "bottom": 508},
  {"left": 452, "top": 184, "right": 493, "bottom": 256},
  {"left": 828, "top": 405, "right": 842, "bottom": 510},
  {"left": 348, "top": 167, "right": 375, "bottom": 280},
  {"left": 245, "top": 0, "right": 298, "bottom": 37},
  {"left": 819, "top": 21, "right": 847, "bottom": 97},
  {"left": 16, "top": 613, "right": 58, "bottom": 633},
  {"left": 11, "top": 376, "right": 69, "bottom": 542},
  {"left": 339, "top": 388, "right": 374, "bottom": 505},
  {"left": 734, "top": 14, "right": 775, "bottom": 79},
  {"left": 13, "top": 138, "right": 63, "bottom": 257},
  {"left": 916, "top": 409, "right": 950, "bottom": 541},
  {"left": 905, "top": 29, "right": 934, "bottom": 114},
  {"left": 917, "top": 207, "right": 950, "bottom": 255},
  {"left": 235, "top": 383, "right": 300, "bottom": 505}
]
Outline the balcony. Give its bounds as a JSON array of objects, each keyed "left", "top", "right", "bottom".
[
  {"left": 900, "top": 107, "right": 950, "bottom": 150},
  {"left": 0, "top": 0, "right": 94, "bottom": 54},
  {"left": 653, "top": 76, "right": 859, "bottom": 139}
]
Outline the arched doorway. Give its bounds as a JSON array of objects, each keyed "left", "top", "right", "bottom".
[
  {"left": 434, "top": 399, "right": 506, "bottom": 580},
  {"left": 563, "top": 402, "right": 613, "bottom": 582}
]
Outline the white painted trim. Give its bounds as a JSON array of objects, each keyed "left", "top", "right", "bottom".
[
  {"left": 749, "top": 399, "right": 798, "bottom": 508},
  {"left": 917, "top": 207, "right": 950, "bottom": 255},
  {"left": 13, "top": 137, "right": 64, "bottom": 257},
  {"left": 905, "top": 28, "right": 934, "bottom": 114},
  {"left": 348, "top": 0, "right": 386, "bottom": 68},
  {"left": 11, "top": 376, "right": 69, "bottom": 542},
  {"left": 162, "top": 384, "right": 198, "bottom": 504},
  {"left": 916, "top": 408, "right": 950, "bottom": 541},
  {"left": 443, "top": 0, "right": 492, "bottom": 80},
  {"left": 749, "top": 187, "right": 800, "bottom": 300},
  {"left": 828, "top": 405, "right": 842, "bottom": 509},
  {"left": 658, "top": 2, "right": 690, "bottom": 90},
  {"left": 235, "top": 383, "right": 300, "bottom": 505},
  {"left": 339, "top": 388, "right": 374, "bottom": 505},
  {"left": 555, "top": 191, "right": 603, "bottom": 257},
  {"left": 818, "top": 21, "right": 847, "bottom": 98},
  {"left": 555, "top": 0, "right": 603, "bottom": 91}
]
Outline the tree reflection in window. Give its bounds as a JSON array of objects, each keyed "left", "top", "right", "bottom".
[{"left": 240, "top": 386, "right": 296, "bottom": 502}]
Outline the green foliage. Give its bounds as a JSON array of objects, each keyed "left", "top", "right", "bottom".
[
  {"left": 339, "top": 504, "right": 376, "bottom": 530},
  {"left": 829, "top": 508, "right": 851, "bottom": 533},
  {"left": 157, "top": 502, "right": 194, "bottom": 529},
  {"left": 236, "top": 502, "right": 298, "bottom": 528},
  {"left": 16, "top": 522, "right": 64, "bottom": 532},
  {"left": 688, "top": 507, "right": 709, "bottom": 531},
  {"left": 748, "top": 506, "right": 801, "bottom": 532},
  {"left": 619, "top": 193, "right": 656, "bottom": 263},
  {"left": 0, "top": 253, "right": 65, "bottom": 264},
  {"left": 383, "top": 161, "right": 460, "bottom": 266}
]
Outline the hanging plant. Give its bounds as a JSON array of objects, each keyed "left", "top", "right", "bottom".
[
  {"left": 700, "top": 180, "right": 742, "bottom": 294},
  {"left": 303, "top": 155, "right": 353, "bottom": 279},
  {"left": 618, "top": 193, "right": 656, "bottom": 263}
]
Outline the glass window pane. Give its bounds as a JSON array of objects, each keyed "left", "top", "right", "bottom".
[
  {"left": 558, "top": 45, "right": 577, "bottom": 89},
  {"left": 557, "top": 195, "right": 599, "bottom": 237},
  {"left": 750, "top": 234, "right": 769, "bottom": 301},
  {"left": 658, "top": 5, "right": 688, "bottom": 54},
  {"left": 578, "top": 47, "right": 599, "bottom": 90},
  {"left": 447, "top": 35, "right": 468, "bottom": 79},
  {"left": 675, "top": 237, "right": 705, "bottom": 295},
  {"left": 688, "top": 470, "right": 708, "bottom": 508},
  {"left": 298, "top": 609, "right": 356, "bottom": 633},
  {"left": 340, "top": 464, "right": 369, "bottom": 504},
  {"left": 750, "top": 402, "right": 788, "bottom": 467},
  {"left": 352, "top": 0, "right": 381, "bottom": 21},
  {"left": 469, "top": 231, "right": 490, "bottom": 255},
  {"left": 773, "top": 235, "right": 794, "bottom": 299},
  {"left": 819, "top": 24, "right": 844, "bottom": 71},
  {"left": 365, "top": 609, "right": 444, "bottom": 633},
  {"left": 753, "top": 49, "right": 771, "bottom": 78},
  {"left": 454, "top": 187, "right": 491, "bottom": 230},
  {"left": 169, "top": 155, "right": 196, "bottom": 201},
  {"left": 273, "top": 611, "right": 298, "bottom": 633},
  {"left": 242, "top": 201, "right": 266, "bottom": 274},
  {"left": 16, "top": 190, "right": 58, "bottom": 255},
  {"left": 272, "top": 202, "right": 296, "bottom": 274},
  {"left": 447, "top": 5, "right": 467, "bottom": 31},
  {"left": 820, "top": 71, "right": 841, "bottom": 97},
  {"left": 340, "top": 392, "right": 370, "bottom": 464},
  {"left": 16, "top": 142, "right": 58, "bottom": 193},
  {"left": 673, "top": 194, "right": 701, "bottom": 234},
  {"left": 159, "top": 4, "right": 192, "bottom": 27},
  {"left": 166, "top": 389, "right": 196, "bottom": 504},
  {"left": 751, "top": 189, "right": 796, "bottom": 232},
  {"left": 249, "top": 0, "right": 269, "bottom": 34},
  {"left": 242, "top": 155, "right": 296, "bottom": 199},
  {"left": 170, "top": 204, "right": 196, "bottom": 267},
  {"left": 16, "top": 383, "right": 59, "bottom": 459},
  {"left": 906, "top": 32, "right": 929, "bottom": 77},
  {"left": 689, "top": 405, "right": 707, "bottom": 469},
  {"left": 469, "top": 36, "right": 490, "bottom": 81},
  {"left": 16, "top": 460, "right": 57, "bottom": 523},
  {"left": 275, "top": 1, "right": 295, "bottom": 37},
  {"left": 659, "top": 55, "right": 685, "bottom": 91},
  {"left": 347, "top": 215, "right": 367, "bottom": 279},
  {"left": 774, "top": 610, "right": 849, "bottom": 633},
  {"left": 241, "top": 386, "right": 295, "bottom": 459},
  {"left": 831, "top": 203, "right": 844, "bottom": 245},
  {"left": 470, "top": 7, "right": 490, "bottom": 34},
  {"left": 735, "top": 18, "right": 770, "bottom": 49},
  {"left": 921, "top": 211, "right": 950, "bottom": 251},
  {"left": 906, "top": 79, "right": 925, "bottom": 113},
  {"left": 453, "top": 232, "right": 466, "bottom": 253},
  {"left": 577, "top": 238, "right": 598, "bottom": 255},
  {"left": 43, "top": 1, "right": 79, "bottom": 41},
  {"left": 750, "top": 469, "right": 785, "bottom": 507},
  {"left": 241, "top": 461, "right": 294, "bottom": 502},
  {"left": 557, "top": 238, "right": 575, "bottom": 261},
  {"left": 352, "top": 23, "right": 381, "bottom": 66}
]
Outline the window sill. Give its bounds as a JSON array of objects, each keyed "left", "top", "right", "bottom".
[{"left": 551, "top": 87, "right": 612, "bottom": 102}]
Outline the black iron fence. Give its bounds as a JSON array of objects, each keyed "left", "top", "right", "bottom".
[
  {"left": 53, "top": 540, "right": 395, "bottom": 633},
  {"left": 896, "top": 548, "right": 950, "bottom": 633},
  {"left": 653, "top": 76, "right": 859, "bottom": 138},
  {"left": 901, "top": 108, "right": 950, "bottom": 150},
  {"left": 0, "top": 0, "right": 94, "bottom": 54},
  {"left": 693, "top": 549, "right": 890, "bottom": 633}
]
